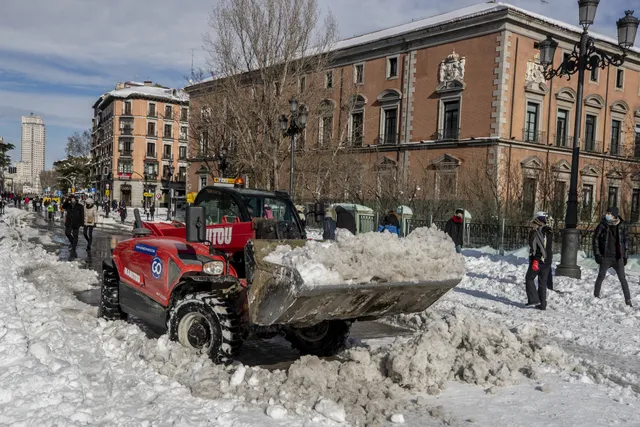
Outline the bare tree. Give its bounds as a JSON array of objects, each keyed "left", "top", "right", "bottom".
[
  {"left": 39, "top": 170, "right": 59, "bottom": 193},
  {"left": 195, "top": 0, "right": 339, "bottom": 191},
  {"left": 65, "top": 130, "right": 92, "bottom": 158}
]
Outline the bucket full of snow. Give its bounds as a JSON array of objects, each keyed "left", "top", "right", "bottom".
[{"left": 244, "top": 227, "right": 464, "bottom": 327}]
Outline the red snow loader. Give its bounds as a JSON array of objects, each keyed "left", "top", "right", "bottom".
[{"left": 99, "top": 182, "right": 461, "bottom": 363}]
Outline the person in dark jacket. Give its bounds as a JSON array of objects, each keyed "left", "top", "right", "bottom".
[
  {"left": 593, "top": 207, "right": 632, "bottom": 307},
  {"left": 444, "top": 208, "right": 464, "bottom": 253},
  {"left": 525, "top": 213, "right": 553, "bottom": 310},
  {"left": 63, "top": 196, "right": 84, "bottom": 252},
  {"left": 335, "top": 206, "right": 357, "bottom": 235},
  {"left": 378, "top": 210, "right": 401, "bottom": 236}
]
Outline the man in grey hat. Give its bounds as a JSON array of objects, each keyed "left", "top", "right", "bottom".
[{"left": 593, "top": 206, "right": 632, "bottom": 307}]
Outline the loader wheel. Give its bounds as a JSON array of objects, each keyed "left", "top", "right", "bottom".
[
  {"left": 285, "top": 320, "right": 351, "bottom": 357},
  {"left": 98, "top": 262, "right": 126, "bottom": 321},
  {"left": 168, "top": 291, "right": 242, "bottom": 364}
]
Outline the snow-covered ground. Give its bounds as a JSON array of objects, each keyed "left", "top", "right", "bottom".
[{"left": 1, "top": 207, "right": 639, "bottom": 426}]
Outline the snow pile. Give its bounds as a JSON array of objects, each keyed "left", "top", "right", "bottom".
[
  {"left": 384, "top": 309, "right": 566, "bottom": 394},
  {"left": 265, "top": 226, "right": 465, "bottom": 286}
]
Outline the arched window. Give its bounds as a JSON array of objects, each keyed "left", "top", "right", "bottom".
[
  {"left": 318, "top": 100, "right": 335, "bottom": 147},
  {"left": 348, "top": 95, "right": 367, "bottom": 146}
]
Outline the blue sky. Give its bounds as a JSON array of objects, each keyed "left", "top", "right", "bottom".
[{"left": 0, "top": 0, "right": 627, "bottom": 168}]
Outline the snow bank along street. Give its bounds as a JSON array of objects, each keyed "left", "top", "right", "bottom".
[{"left": 1, "top": 208, "right": 640, "bottom": 426}]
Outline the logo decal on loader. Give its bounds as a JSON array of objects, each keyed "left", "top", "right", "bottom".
[
  {"left": 135, "top": 243, "right": 158, "bottom": 256},
  {"left": 123, "top": 267, "right": 141, "bottom": 283},
  {"left": 151, "top": 256, "right": 163, "bottom": 279},
  {"left": 207, "top": 227, "right": 233, "bottom": 245}
]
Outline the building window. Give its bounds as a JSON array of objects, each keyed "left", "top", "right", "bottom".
[
  {"left": 380, "top": 107, "right": 398, "bottom": 145},
  {"left": 179, "top": 145, "right": 187, "bottom": 160},
  {"left": 635, "top": 124, "right": 640, "bottom": 158},
  {"left": 608, "top": 186, "right": 619, "bottom": 208},
  {"left": 163, "top": 123, "right": 172, "bottom": 139},
  {"left": 148, "top": 103, "right": 156, "bottom": 117},
  {"left": 145, "top": 163, "right": 158, "bottom": 177},
  {"left": 180, "top": 126, "right": 188, "bottom": 140},
  {"left": 442, "top": 99, "right": 460, "bottom": 140},
  {"left": 298, "top": 75, "right": 306, "bottom": 93},
  {"left": 200, "top": 130, "right": 209, "bottom": 154},
  {"left": 562, "top": 52, "right": 571, "bottom": 71},
  {"left": 325, "top": 71, "right": 333, "bottom": 89},
  {"left": 632, "top": 189, "right": 640, "bottom": 223},
  {"left": 590, "top": 66, "right": 599, "bottom": 82},
  {"left": 552, "top": 180, "right": 567, "bottom": 220},
  {"left": 118, "top": 161, "right": 133, "bottom": 174},
  {"left": 387, "top": 56, "right": 398, "bottom": 79},
  {"left": 611, "top": 119, "right": 621, "bottom": 155},
  {"left": 350, "top": 112, "right": 364, "bottom": 146},
  {"left": 119, "top": 139, "right": 133, "bottom": 154},
  {"left": 524, "top": 102, "right": 540, "bottom": 142},
  {"left": 163, "top": 144, "right": 172, "bottom": 160},
  {"left": 436, "top": 171, "right": 457, "bottom": 200},
  {"left": 522, "top": 178, "right": 537, "bottom": 216},
  {"left": 616, "top": 69, "right": 624, "bottom": 89},
  {"left": 164, "top": 105, "right": 173, "bottom": 120},
  {"left": 556, "top": 109, "right": 568, "bottom": 147},
  {"left": 147, "top": 122, "right": 156, "bottom": 137},
  {"left": 319, "top": 114, "right": 333, "bottom": 146},
  {"left": 123, "top": 101, "right": 132, "bottom": 116},
  {"left": 199, "top": 176, "right": 207, "bottom": 191},
  {"left": 581, "top": 184, "right": 594, "bottom": 222},
  {"left": 584, "top": 114, "right": 597, "bottom": 152},
  {"left": 354, "top": 63, "right": 364, "bottom": 84},
  {"left": 178, "top": 166, "right": 187, "bottom": 182},
  {"left": 180, "top": 107, "right": 188, "bottom": 121},
  {"left": 146, "top": 142, "right": 156, "bottom": 157}
]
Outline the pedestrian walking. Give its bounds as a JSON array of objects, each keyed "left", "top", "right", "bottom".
[
  {"left": 593, "top": 207, "right": 632, "bottom": 307},
  {"left": 149, "top": 204, "right": 155, "bottom": 221},
  {"left": 525, "top": 213, "right": 553, "bottom": 310},
  {"left": 83, "top": 197, "right": 97, "bottom": 251},
  {"left": 47, "top": 203, "right": 54, "bottom": 221},
  {"left": 63, "top": 196, "right": 84, "bottom": 253},
  {"left": 444, "top": 208, "right": 465, "bottom": 253},
  {"left": 119, "top": 202, "right": 127, "bottom": 224}
]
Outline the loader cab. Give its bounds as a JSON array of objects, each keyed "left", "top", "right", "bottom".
[{"left": 192, "top": 185, "right": 306, "bottom": 277}]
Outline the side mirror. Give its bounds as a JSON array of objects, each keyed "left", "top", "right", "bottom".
[
  {"left": 314, "top": 202, "right": 325, "bottom": 223},
  {"left": 186, "top": 206, "right": 206, "bottom": 243}
]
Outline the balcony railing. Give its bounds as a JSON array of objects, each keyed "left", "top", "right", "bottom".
[
  {"left": 147, "top": 111, "right": 157, "bottom": 118},
  {"left": 146, "top": 151, "right": 157, "bottom": 159},
  {"left": 634, "top": 142, "right": 640, "bottom": 158},
  {"left": 349, "top": 136, "right": 363, "bottom": 147},
  {"left": 609, "top": 142, "right": 622, "bottom": 156},
  {"left": 583, "top": 139, "right": 601, "bottom": 153},
  {"left": 437, "top": 127, "right": 461, "bottom": 141},
  {"left": 523, "top": 129, "right": 546, "bottom": 144},
  {"left": 177, "top": 173, "right": 187, "bottom": 182},
  {"left": 163, "top": 132, "right": 173, "bottom": 139},
  {"left": 178, "top": 153, "right": 187, "bottom": 160},
  {"left": 147, "top": 130, "right": 156, "bottom": 137},
  {"left": 180, "top": 113, "right": 188, "bottom": 122},
  {"left": 162, "top": 153, "right": 173, "bottom": 160},
  {"left": 122, "top": 109, "right": 133, "bottom": 117},
  {"left": 165, "top": 111, "right": 173, "bottom": 120},
  {"left": 374, "top": 133, "right": 398, "bottom": 145},
  {"left": 554, "top": 133, "right": 571, "bottom": 147},
  {"left": 119, "top": 150, "right": 133, "bottom": 157},
  {"left": 179, "top": 134, "right": 187, "bottom": 141},
  {"left": 121, "top": 127, "right": 133, "bottom": 135}
]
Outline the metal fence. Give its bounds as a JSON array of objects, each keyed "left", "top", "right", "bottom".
[{"left": 359, "top": 214, "right": 377, "bottom": 234}]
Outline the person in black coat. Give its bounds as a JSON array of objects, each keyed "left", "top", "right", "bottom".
[
  {"left": 444, "top": 208, "right": 464, "bottom": 253},
  {"left": 63, "top": 196, "right": 84, "bottom": 252},
  {"left": 525, "top": 213, "right": 553, "bottom": 310},
  {"left": 335, "top": 206, "right": 357, "bottom": 235},
  {"left": 593, "top": 206, "right": 632, "bottom": 307}
]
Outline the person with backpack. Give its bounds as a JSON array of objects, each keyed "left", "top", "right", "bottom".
[
  {"left": 83, "top": 197, "right": 98, "bottom": 251},
  {"left": 525, "top": 213, "right": 553, "bottom": 310},
  {"left": 593, "top": 206, "right": 632, "bottom": 307},
  {"left": 444, "top": 208, "right": 465, "bottom": 253},
  {"left": 378, "top": 210, "right": 401, "bottom": 236}
]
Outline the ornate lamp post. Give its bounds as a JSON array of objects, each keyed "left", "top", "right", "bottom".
[
  {"left": 217, "top": 147, "right": 229, "bottom": 177},
  {"left": 166, "top": 164, "right": 175, "bottom": 220},
  {"left": 538, "top": 2, "right": 638, "bottom": 279},
  {"left": 279, "top": 98, "right": 308, "bottom": 201}
]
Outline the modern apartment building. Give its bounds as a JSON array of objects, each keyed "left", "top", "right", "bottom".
[
  {"left": 91, "top": 81, "right": 190, "bottom": 207},
  {"left": 20, "top": 114, "right": 46, "bottom": 192},
  {"left": 186, "top": 2, "right": 640, "bottom": 224}
]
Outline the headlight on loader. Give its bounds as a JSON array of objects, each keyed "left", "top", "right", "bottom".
[{"left": 203, "top": 260, "right": 224, "bottom": 275}]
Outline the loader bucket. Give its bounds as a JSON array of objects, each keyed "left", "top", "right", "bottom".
[{"left": 245, "top": 240, "right": 461, "bottom": 327}]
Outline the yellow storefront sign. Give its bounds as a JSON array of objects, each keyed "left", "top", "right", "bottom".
[
  {"left": 186, "top": 192, "right": 198, "bottom": 204},
  {"left": 143, "top": 192, "right": 154, "bottom": 197}
]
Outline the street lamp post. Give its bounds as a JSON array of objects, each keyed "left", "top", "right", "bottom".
[
  {"left": 218, "top": 147, "right": 229, "bottom": 177},
  {"left": 167, "top": 165, "right": 175, "bottom": 221},
  {"left": 538, "top": 2, "right": 638, "bottom": 279},
  {"left": 279, "top": 98, "right": 308, "bottom": 201}
]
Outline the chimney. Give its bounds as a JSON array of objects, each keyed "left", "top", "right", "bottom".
[
  {"left": 144, "top": 80, "right": 153, "bottom": 86},
  {"left": 115, "top": 82, "right": 125, "bottom": 90}
]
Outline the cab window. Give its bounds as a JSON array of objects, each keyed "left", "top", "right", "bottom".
[
  {"left": 242, "top": 196, "right": 296, "bottom": 222},
  {"left": 197, "top": 191, "right": 242, "bottom": 225}
]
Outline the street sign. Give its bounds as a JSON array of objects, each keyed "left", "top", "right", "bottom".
[
  {"left": 155, "top": 193, "right": 162, "bottom": 200},
  {"left": 90, "top": 187, "right": 96, "bottom": 193},
  {"left": 186, "top": 192, "right": 197, "bottom": 204},
  {"left": 56, "top": 190, "right": 62, "bottom": 197},
  {"left": 143, "top": 192, "right": 154, "bottom": 197}
]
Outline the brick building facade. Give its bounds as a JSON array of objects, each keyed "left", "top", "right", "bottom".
[
  {"left": 91, "top": 81, "right": 189, "bottom": 208},
  {"left": 185, "top": 3, "right": 640, "bottom": 223}
]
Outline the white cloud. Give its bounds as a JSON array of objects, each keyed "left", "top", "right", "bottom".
[{"left": 0, "top": 90, "right": 93, "bottom": 129}]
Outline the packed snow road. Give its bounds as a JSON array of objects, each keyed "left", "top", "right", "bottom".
[{"left": 1, "top": 208, "right": 640, "bottom": 426}]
